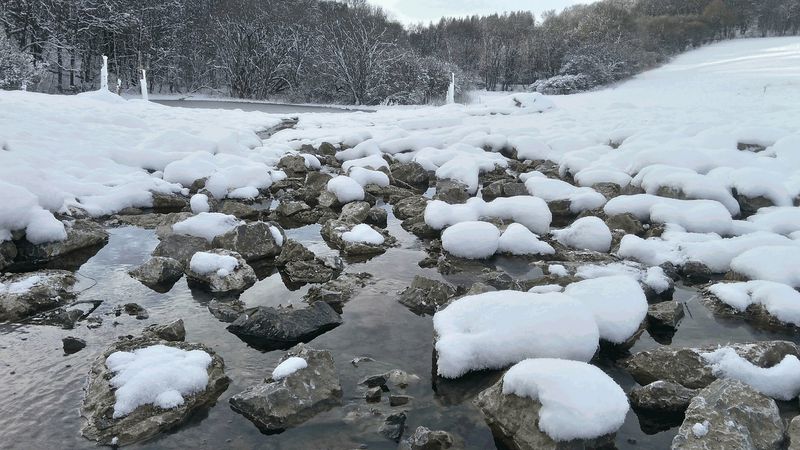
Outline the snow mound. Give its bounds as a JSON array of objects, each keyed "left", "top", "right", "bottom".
[
  {"left": 172, "top": 212, "right": 242, "bottom": 242},
  {"left": 424, "top": 196, "right": 551, "bottom": 234},
  {"left": 106, "top": 345, "right": 212, "bottom": 418},
  {"left": 564, "top": 276, "right": 648, "bottom": 344},
  {"left": 433, "top": 291, "right": 599, "bottom": 378},
  {"left": 441, "top": 221, "right": 500, "bottom": 259},
  {"left": 702, "top": 347, "right": 800, "bottom": 401},
  {"left": 747, "top": 207, "right": 800, "bottom": 236},
  {"left": 190, "top": 194, "right": 210, "bottom": 214},
  {"left": 190, "top": 251, "right": 239, "bottom": 277},
  {"left": 502, "top": 358, "right": 629, "bottom": 441},
  {"left": 342, "top": 224, "right": 385, "bottom": 245},
  {"left": 524, "top": 176, "right": 607, "bottom": 213},
  {"left": 708, "top": 281, "right": 800, "bottom": 326},
  {"left": 347, "top": 167, "right": 389, "bottom": 187},
  {"left": 729, "top": 246, "right": 800, "bottom": 287},
  {"left": 604, "top": 195, "right": 733, "bottom": 234},
  {"left": 576, "top": 262, "right": 672, "bottom": 294},
  {"left": 326, "top": 175, "right": 365, "bottom": 203},
  {"left": 551, "top": 216, "right": 612, "bottom": 252},
  {"left": 272, "top": 357, "right": 308, "bottom": 380},
  {"left": 497, "top": 223, "right": 555, "bottom": 256}
]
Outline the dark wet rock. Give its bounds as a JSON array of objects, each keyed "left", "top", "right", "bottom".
[
  {"left": 623, "top": 341, "right": 800, "bottom": 389},
  {"left": 379, "top": 185, "right": 417, "bottom": 204},
  {"left": 299, "top": 172, "right": 333, "bottom": 204},
  {"left": 274, "top": 239, "right": 316, "bottom": 266},
  {"left": 116, "top": 212, "right": 192, "bottom": 231},
  {"left": 393, "top": 196, "right": 428, "bottom": 220},
  {"left": 12, "top": 220, "right": 108, "bottom": 270},
  {"left": 151, "top": 192, "right": 188, "bottom": 213},
  {"left": 389, "top": 394, "right": 412, "bottom": 407},
  {"left": 275, "top": 200, "right": 316, "bottom": 224},
  {"left": 482, "top": 181, "right": 526, "bottom": 202},
  {"left": 152, "top": 233, "right": 211, "bottom": 266},
  {"left": 278, "top": 154, "right": 309, "bottom": 177},
  {"left": 303, "top": 272, "right": 373, "bottom": 310},
  {"left": 229, "top": 345, "right": 342, "bottom": 433},
  {"left": 0, "top": 270, "right": 76, "bottom": 321},
  {"left": 629, "top": 381, "right": 697, "bottom": 413},
  {"left": 211, "top": 221, "right": 282, "bottom": 262},
  {"left": 115, "top": 302, "right": 149, "bottom": 320},
  {"left": 593, "top": 182, "right": 622, "bottom": 199},
  {"left": 227, "top": 302, "right": 342, "bottom": 350},
  {"left": 40, "top": 306, "right": 86, "bottom": 329},
  {"left": 128, "top": 256, "right": 184, "bottom": 292},
  {"left": 380, "top": 412, "right": 407, "bottom": 442},
  {"left": 185, "top": 249, "right": 256, "bottom": 293},
  {"left": 671, "top": 379, "right": 784, "bottom": 450},
  {"left": 283, "top": 260, "right": 335, "bottom": 284},
  {"left": 318, "top": 142, "right": 337, "bottom": 156},
  {"left": 398, "top": 276, "right": 457, "bottom": 315},
  {"left": 217, "top": 201, "right": 260, "bottom": 220},
  {"left": 475, "top": 378, "right": 616, "bottom": 450},
  {"left": 391, "top": 162, "right": 430, "bottom": 193},
  {"left": 534, "top": 161, "right": 560, "bottom": 178},
  {"left": 0, "top": 240, "right": 17, "bottom": 271},
  {"left": 700, "top": 286, "right": 799, "bottom": 332},
  {"left": 434, "top": 180, "right": 470, "bottom": 204},
  {"left": 366, "top": 206, "right": 388, "bottom": 228},
  {"left": 366, "top": 387, "right": 382, "bottom": 403},
  {"left": 399, "top": 427, "right": 457, "bottom": 450},
  {"left": 208, "top": 299, "right": 245, "bottom": 323},
  {"left": 143, "top": 319, "right": 186, "bottom": 342},
  {"left": 63, "top": 336, "right": 86, "bottom": 354},
  {"left": 647, "top": 301, "right": 684, "bottom": 330},
  {"left": 605, "top": 213, "right": 644, "bottom": 235},
  {"left": 80, "top": 334, "right": 229, "bottom": 446},
  {"left": 734, "top": 191, "right": 773, "bottom": 218},
  {"left": 316, "top": 190, "right": 340, "bottom": 209},
  {"left": 402, "top": 216, "right": 439, "bottom": 239},
  {"left": 679, "top": 261, "right": 715, "bottom": 282},
  {"left": 320, "top": 219, "right": 395, "bottom": 256}
]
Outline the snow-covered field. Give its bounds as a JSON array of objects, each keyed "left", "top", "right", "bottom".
[{"left": 2, "top": 36, "right": 800, "bottom": 447}]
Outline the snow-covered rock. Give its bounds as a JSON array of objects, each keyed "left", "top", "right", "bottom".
[
  {"left": 497, "top": 223, "right": 555, "bottom": 256},
  {"left": 326, "top": 175, "right": 365, "bottom": 203},
  {"left": 441, "top": 221, "right": 500, "bottom": 259},
  {"left": 551, "top": 216, "right": 612, "bottom": 252},
  {"left": 172, "top": 212, "right": 242, "bottom": 242},
  {"left": 0, "top": 270, "right": 76, "bottom": 321},
  {"left": 186, "top": 249, "right": 256, "bottom": 293},
  {"left": 563, "top": 276, "right": 648, "bottom": 345}
]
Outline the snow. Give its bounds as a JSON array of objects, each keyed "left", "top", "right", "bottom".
[
  {"left": 341, "top": 224, "right": 385, "bottom": 245},
  {"left": 528, "top": 284, "right": 564, "bottom": 293},
  {"left": 271, "top": 357, "right": 308, "bottom": 380},
  {"left": 548, "top": 264, "right": 569, "bottom": 277},
  {"left": 551, "top": 217, "right": 612, "bottom": 252},
  {"left": 702, "top": 347, "right": 800, "bottom": 401},
  {"left": 747, "top": 207, "right": 800, "bottom": 235},
  {"left": 729, "top": 246, "right": 800, "bottom": 287},
  {"left": 347, "top": 166, "right": 390, "bottom": 187},
  {"left": 189, "top": 251, "right": 239, "bottom": 277},
  {"left": 605, "top": 195, "right": 734, "bottom": 235},
  {"left": 501, "top": 358, "right": 628, "bottom": 441},
  {"left": 269, "top": 225, "right": 284, "bottom": 247},
  {"left": 708, "top": 281, "right": 800, "bottom": 326},
  {"left": 172, "top": 212, "right": 242, "bottom": 242},
  {"left": 424, "top": 196, "right": 551, "bottom": 234},
  {"left": 575, "top": 262, "right": 672, "bottom": 294},
  {"left": 0, "top": 275, "right": 43, "bottom": 295},
  {"left": 105, "top": 345, "right": 212, "bottom": 418},
  {"left": 190, "top": 194, "right": 210, "bottom": 214},
  {"left": 441, "top": 221, "right": 500, "bottom": 259},
  {"left": 524, "top": 175, "right": 607, "bottom": 213},
  {"left": 691, "top": 421, "right": 710, "bottom": 438},
  {"left": 497, "top": 223, "right": 555, "bottom": 256},
  {"left": 24, "top": 208, "right": 68, "bottom": 244},
  {"left": 433, "top": 291, "right": 599, "bottom": 378},
  {"left": 326, "top": 175, "right": 365, "bottom": 203},
  {"left": 564, "top": 276, "right": 648, "bottom": 344}
]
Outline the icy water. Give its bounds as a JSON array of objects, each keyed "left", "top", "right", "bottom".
[
  {"left": 2, "top": 209, "right": 800, "bottom": 450},
  {"left": 153, "top": 100, "right": 368, "bottom": 114}
]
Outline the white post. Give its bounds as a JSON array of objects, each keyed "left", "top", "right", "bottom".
[
  {"left": 100, "top": 55, "right": 109, "bottom": 91},
  {"left": 446, "top": 72, "right": 455, "bottom": 105},
  {"left": 116, "top": 78, "right": 121, "bottom": 95},
  {"left": 139, "top": 69, "right": 149, "bottom": 101}
]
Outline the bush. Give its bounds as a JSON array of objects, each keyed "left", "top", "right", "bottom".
[
  {"left": 0, "top": 32, "right": 42, "bottom": 90},
  {"left": 529, "top": 74, "right": 594, "bottom": 95}
]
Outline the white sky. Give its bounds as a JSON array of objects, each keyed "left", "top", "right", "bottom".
[{"left": 369, "top": 0, "right": 599, "bottom": 25}]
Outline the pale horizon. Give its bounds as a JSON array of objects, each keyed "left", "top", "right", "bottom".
[{"left": 368, "top": 0, "right": 599, "bottom": 24}]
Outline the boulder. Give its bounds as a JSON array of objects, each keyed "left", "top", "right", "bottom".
[
  {"left": 393, "top": 196, "right": 428, "bottom": 220},
  {"left": 390, "top": 162, "right": 430, "bottom": 193},
  {"left": 13, "top": 219, "right": 108, "bottom": 270},
  {"left": 671, "top": 379, "right": 784, "bottom": 450},
  {"left": 116, "top": 212, "right": 192, "bottom": 232},
  {"left": 283, "top": 260, "right": 336, "bottom": 284},
  {"left": 398, "top": 276, "right": 457, "bottom": 315},
  {"left": 320, "top": 219, "right": 394, "bottom": 257},
  {"left": 217, "top": 201, "right": 260, "bottom": 220},
  {"left": 211, "top": 221, "right": 282, "bottom": 262},
  {"left": 434, "top": 180, "right": 470, "bottom": 204},
  {"left": 229, "top": 345, "right": 342, "bottom": 432},
  {"left": 734, "top": 192, "right": 773, "bottom": 218},
  {"left": 474, "top": 379, "right": 616, "bottom": 450},
  {"left": 63, "top": 336, "right": 87, "bottom": 354},
  {"left": 701, "top": 288, "right": 798, "bottom": 332},
  {"left": 789, "top": 416, "right": 800, "bottom": 450},
  {"left": 185, "top": 249, "right": 257, "bottom": 293},
  {"left": 143, "top": 319, "right": 186, "bottom": 342},
  {"left": 399, "top": 427, "right": 457, "bottom": 450},
  {"left": 128, "top": 256, "right": 184, "bottom": 292},
  {"left": 366, "top": 206, "right": 388, "bottom": 228},
  {"left": 152, "top": 233, "right": 211, "bottom": 266},
  {"left": 278, "top": 154, "right": 309, "bottom": 177},
  {"left": 0, "top": 270, "right": 76, "bottom": 321},
  {"left": 304, "top": 272, "right": 373, "bottom": 310},
  {"left": 150, "top": 192, "right": 188, "bottom": 213},
  {"left": 80, "top": 334, "right": 229, "bottom": 446},
  {"left": 629, "top": 381, "right": 697, "bottom": 413},
  {"left": 208, "top": 299, "right": 245, "bottom": 323},
  {"left": 647, "top": 301, "right": 684, "bottom": 330},
  {"left": 0, "top": 240, "right": 17, "bottom": 271},
  {"left": 623, "top": 341, "right": 800, "bottom": 389},
  {"left": 274, "top": 240, "right": 316, "bottom": 266},
  {"left": 339, "top": 201, "right": 371, "bottom": 224},
  {"left": 227, "top": 301, "right": 342, "bottom": 350},
  {"left": 605, "top": 213, "right": 644, "bottom": 235}
]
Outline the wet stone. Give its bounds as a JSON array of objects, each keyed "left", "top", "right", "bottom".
[{"left": 62, "top": 336, "right": 86, "bottom": 354}]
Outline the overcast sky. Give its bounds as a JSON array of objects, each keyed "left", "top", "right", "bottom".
[{"left": 369, "top": 0, "right": 598, "bottom": 25}]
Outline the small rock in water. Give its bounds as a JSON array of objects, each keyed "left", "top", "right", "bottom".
[
  {"left": 365, "top": 387, "right": 382, "bottom": 403},
  {"left": 399, "top": 426, "right": 456, "bottom": 450},
  {"left": 226, "top": 302, "right": 342, "bottom": 351},
  {"left": 389, "top": 394, "right": 412, "bottom": 407},
  {"left": 629, "top": 380, "right": 697, "bottom": 413},
  {"left": 143, "top": 319, "right": 185, "bottom": 342},
  {"left": 128, "top": 256, "right": 183, "bottom": 293},
  {"left": 380, "top": 412, "right": 407, "bottom": 442},
  {"left": 62, "top": 336, "right": 86, "bottom": 354}
]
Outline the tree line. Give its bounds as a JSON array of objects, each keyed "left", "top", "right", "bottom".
[{"left": 1, "top": 0, "right": 799, "bottom": 103}]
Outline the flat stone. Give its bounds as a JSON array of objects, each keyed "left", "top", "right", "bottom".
[
  {"left": 227, "top": 302, "right": 342, "bottom": 350},
  {"left": 629, "top": 381, "right": 697, "bottom": 413},
  {"left": 647, "top": 301, "right": 684, "bottom": 329},
  {"left": 398, "top": 276, "right": 457, "bottom": 315},
  {"left": 128, "top": 256, "right": 184, "bottom": 292},
  {"left": 0, "top": 270, "right": 76, "bottom": 322}
]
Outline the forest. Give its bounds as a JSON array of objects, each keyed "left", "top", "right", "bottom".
[{"left": 2, "top": 0, "right": 799, "bottom": 104}]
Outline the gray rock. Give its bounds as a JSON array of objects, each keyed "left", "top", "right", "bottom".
[
  {"left": 303, "top": 272, "right": 373, "bottom": 310},
  {"left": 152, "top": 233, "right": 211, "bottom": 265},
  {"left": 380, "top": 412, "right": 407, "bottom": 442},
  {"left": 229, "top": 345, "right": 342, "bottom": 432},
  {"left": 211, "top": 221, "right": 282, "bottom": 262},
  {"left": 274, "top": 239, "right": 316, "bottom": 266},
  {"left": 789, "top": 416, "right": 800, "bottom": 450},
  {"left": 185, "top": 249, "right": 257, "bottom": 293},
  {"left": 629, "top": 381, "right": 697, "bottom": 413},
  {"left": 434, "top": 179, "right": 470, "bottom": 204},
  {"left": 283, "top": 260, "right": 335, "bottom": 284},
  {"left": 624, "top": 341, "right": 800, "bottom": 389},
  {"left": 80, "top": 335, "right": 229, "bottom": 446},
  {"left": 13, "top": 220, "right": 108, "bottom": 270},
  {"left": 671, "top": 379, "right": 784, "bottom": 450},
  {"left": 115, "top": 302, "right": 149, "bottom": 320},
  {"left": 0, "top": 240, "right": 17, "bottom": 271},
  {"left": 300, "top": 172, "right": 333, "bottom": 203},
  {"left": 366, "top": 206, "right": 388, "bottom": 228},
  {"left": 339, "top": 201, "right": 371, "bottom": 224},
  {"left": 0, "top": 270, "right": 76, "bottom": 321},
  {"left": 366, "top": 387, "right": 382, "bottom": 403},
  {"left": 398, "top": 276, "right": 457, "bottom": 315},
  {"left": 320, "top": 219, "right": 394, "bottom": 256},
  {"left": 393, "top": 195, "right": 428, "bottom": 220},
  {"left": 278, "top": 154, "right": 309, "bottom": 177},
  {"left": 701, "top": 286, "right": 798, "bottom": 331},
  {"left": 647, "top": 301, "right": 684, "bottom": 330},
  {"left": 389, "top": 394, "right": 412, "bottom": 407},
  {"left": 227, "top": 302, "right": 342, "bottom": 350},
  {"left": 399, "top": 426, "right": 456, "bottom": 450},
  {"left": 116, "top": 212, "right": 192, "bottom": 231},
  {"left": 217, "top": 201, "right": 260, "bottom": 219},
  {"left": 391, "top": 162, "right": 430, "bottom": 193},
  {"left": 275, "top": 200, "right": 312, "bottom": 218},
  {"left": 475, "top": 379, "right": 616, "bottom": 450},
  {"left": 128, "top": 256, "right": 184, "bottom": 292},
  {"left": 735, "top": 192, "right": 773, "bottom": 218},
  {"left": 143, "top": 319, "right": 186, "bottom": 342},
  {"left": 605, "top": 213, "right": 644, "bottom": 235},
  {"left": 150, "top": 192, "right": 188, "bottom": 213},
  {"left": 208, "top": 299, "right": 245, "bottom": 323},
  {"left": 63, "top": 336, "right": 86, "bottom": 354}
]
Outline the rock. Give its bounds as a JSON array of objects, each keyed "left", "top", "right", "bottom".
[
  {"left": 278, "top": 154, "right": 309, "bottom": 177},
  {"left": 275, "top": 239, "right": 316, "bottom": 266},
  {"left": 393, "top": 195, "right": 428, "bottom": 220},
  {"left": 185, "top": 249, "right": 257, "bottom": 293},
  {"left": 0, "top": 240, "right": 17, "bottom": 271},
  {"left": 300, "top": 172, "right": 333, "bottom": 204},
  {"left": 402, "top": 216, "right": 439, "bottom": 239},
  {"left": 366, "top": 206, "right": 388, "bottom": 228},
  {"left": 211, "top": 222, "right": 282, "bottom": 262},
  {"left": 605, "top": 213, "right": 644, "bottom": 235},
  {"left": 227, "top": 302, "right": 342, "bottom": 350},
  {"left": 434, "top": 179, "right": 470, "bottom": 204},
  {"left": 380, "top": 412, "right": 407, "bottom": 442},
  {"left": 317, "top": 190, "right": 340, "bottom": 208},
  {"left": 366, "top": 387, "right": 382, "bottom": 403},
  {"left": 217, "top": 201, "right": 259, "bottom": 219},
  {"left": 63, "top": 336, "right": 86, "bottom": 354},
  {"left": 629, "top": 381, "right": 697, "bottom": 413},
  {"left": 208, "top": 299, "right": 245, "bottom": 323},
  {"left": 229, "top": 345, "right": 342, "bottom": 432},
  {"left": 391, "top": 162, "right": 430, "bottom": 193},
  {"left": 143, "top": 319, "right": 186, "bottom": 342},
  {"left": 624, "top": 341, "right": 800, "bottom": 389},
  {"left": 389, "top": 394, "right": 412, "bottom": 407},
  {"left": 701, "top": 287, "right": 798, "bottom": 332},
  {"left": 475, "top": 379, "right": 615, "bottom": 450},
  {"left": 283, "top": 260, "right": 335, "bottom": 284},
  {"left": 115, "top": 302, "right": 149, "bottom": 320},
  {"left": 789, "top": 416, "right": 800, "bottom": 450},
  {"left": 152, "top": 233, "right": 211, "bottom": 265},
  {"left": 482, "top": 181, "right": 527, "bottom": 202},
  {"left": 339, "top": 201, "right": 372, "bottom": 224},
  {"left": 0, "top": 270, "right": 76, "bottom": 321},
  {"left": 320, "top": 219, "right": 394, "bottom": 256},
  {"left": 647, "top": 301, "right": 684, "bottom": 329},
  {"left": 12, "top": 220, "right": 108, "bottom": 270},
  {"left": 680, "top": 260, "right": 715, "bottom": 281},
  {"left": 276, "top": 200, "right": 312, "bottom": 218},
  {"left": 128, "top": 256, "right": 184, "bottom": 292},
  {"left": 303, "top": 272, "right": 373, "bottom": 310},
  {"left": 399, "top": 427, "right": 456, "bottom": 450},
  {"left": 150, "top": 192, "right": 188, "bottom": 213},
  {"left": 735, "top": 192, "right": 774, "bottom": 218},
  {"left": 671, "top": 379, "right": 784, "bottom": 450},
  {"left": 80, "top": 334, "right": 229, "bottom": 446},
  {"left": 398, "top": 276, "right": 457, "bottom": 315}
]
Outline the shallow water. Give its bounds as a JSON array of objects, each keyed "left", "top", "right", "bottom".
[{"left": 1, "top": 212, "right": 799, "bottom": 450}]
